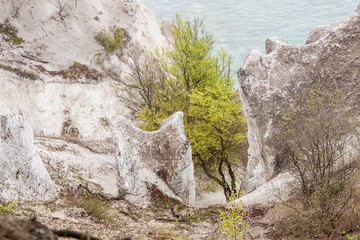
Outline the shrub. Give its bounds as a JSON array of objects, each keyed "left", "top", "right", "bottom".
[
  {"left": 76, "top": 195, "right": 113, "bottom": 223},
  {"left": 0, "top": 22, "right": 23, "bottom": 45},
  {"left": 0, "top": 201, "right": 18, "bottom": 215},
  {"left": 273, "top": 88, "right": 360, "bottom": 238},
  {"left": 95, "top": 27, "right": 123, "bottom": 55},
  {"left": 61, "top": 118, "right": 79, "bottom": 137},
  {"left": 344, "top": 226, "right": 360, "bottom": 240},
  {"left": 218, "top": 191, "right": 249, "bottom": 240}
]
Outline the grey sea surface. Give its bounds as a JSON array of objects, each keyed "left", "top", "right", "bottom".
[{"left": 141, "top": 0, "right": 359, "bottom": 73}]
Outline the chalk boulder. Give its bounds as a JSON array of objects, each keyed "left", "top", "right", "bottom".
[
  {"left": 0, "top": 114, "right": 57, "bottom": 202},
  {"left": 112, "top": 112, "right": 195, "bottom": 206}
]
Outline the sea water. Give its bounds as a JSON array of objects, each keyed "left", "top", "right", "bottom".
[{"left": 141, "top": 0, "right": 359, "bottom": 73}]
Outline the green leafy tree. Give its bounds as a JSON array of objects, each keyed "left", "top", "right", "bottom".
[
  {"left": 167, "top": 15, "right": 215, "bottom": 91},
  {"left": 187, "top": 83, "right": 247, "bottom": 200},
  {"left": 121, "top": 15, "right": 247, "bottom": 201},
  {"left": 167, "top": 15, "right": 233, "bottom": 91}
]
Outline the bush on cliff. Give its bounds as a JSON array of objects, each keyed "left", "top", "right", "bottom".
[
  {"left": 273, "top": 88, "right": 360, "bottom": 239},
  {"left": 95, "top": 26, "right": 124, "bottom": 55}
]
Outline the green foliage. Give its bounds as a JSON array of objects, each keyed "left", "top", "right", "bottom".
[
  {"left": 346, "top": 234, "right": 360, "bottom": 240},
  {"left": 218, "top": 191, "right": 249, "bottom": 240},
  {"left": 95, "top": 27, "right": 123, "bottom": 55},
  {"left": 344, "top": 226, "right": 360, "bottom": 239},
  {"left": 167, "top": 15, "right": 232, "bottom": 91},
  {"left": 187, "top": 84, "right": 245, "bottom": 155},
  {"left": 0, "top": 201, "right": 18, "bottom": 215},
  {"left": 121, "top": 15, "right": 247, "bottom": 201},
  {"left": 132, "top": 15, "right": 247, "bottom": 199},
  {"left": 0, "top": 22, "right": 23, "bottom": 45},
  {"left": 187, "top": 84, "right": 247, "bottom": 200},
  {"left": 168, "top": 15, "right": 215, "bottom": 90},
  {"left": 201, "top": 181, "right": 222, "bottom": 192}
]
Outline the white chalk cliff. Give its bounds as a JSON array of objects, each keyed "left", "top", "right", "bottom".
[
  {"left": 0, "top": 0, "right": 170, "bottom": 141},
  {"left": 238, "top": 4, "right": 360, "bottom": 192},
  {"left": 0, "top": 0, "right": 193, "bottom": 204}
]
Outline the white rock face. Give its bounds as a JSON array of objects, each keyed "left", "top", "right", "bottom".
[
  {"left": 35, "top": 137, "right": 118, "bottom": 198},
  {"left": 238, "top": 5, "right": 360, "bottom": 192},
  {"left": 0, "top": 114, "right": 57, "bottom": 202},
  {"left": 112, "top": 112, "right": 195, "bottom": 206},
  {"left": 0, "top": 0, "right": 168, "bottom": 67},
  {"left": 0, "top": 0, "right": 170, "bottom": 141}
]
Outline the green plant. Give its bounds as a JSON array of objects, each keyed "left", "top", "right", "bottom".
[
  {"left": 155, "top": 222, "right": 189, "bottom": 240},
  {"left": 218, "top": 191, "right": 249, "bottom": 240},
  {"left": 0, "top": 22, "right": 23, "bottom": 45},
  {"left": 345, "top": 234, "right": 360, "bottom": 240},
  {"left": 201, "top": 181, "right": 222, "bottom": 192},
  {"left": 121, "top": 15, "right": 248, "bottom": 201},
  {"left": 95, "top": 27, "right": 123, "bottom": 55},
  {"left": 186, "top": 83, "right": 247, "bottom": 201},
  {"left": 75, "top": 195, "right": 113, "bottom": 224},
  {"left": 219, "top": 191, "right": 250, "bottom": 240},
  {"left": 347, "top": 235, "right": 360, "bottom": 240},
  {"left": 0, "top": 201, "right": 18, "bottom": 215},
  {"left": 344, "top": 226, "right": 360, "bottom": 240}
]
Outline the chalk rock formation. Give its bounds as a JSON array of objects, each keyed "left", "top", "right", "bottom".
[
  {"left": 0, "top": 0, "right": 170, "bottom": 141},
  {"left": 0, "top": 114, "right": 57, "bottom": 202},
  {"left": 238, "top": 5, "right": 360, "bottom": 192},
  {"left": 112, "top": 112, "right": 195, "bottom": 206},
  {"left": 0, "top": 0, "right": 168, "bottom": 67}
]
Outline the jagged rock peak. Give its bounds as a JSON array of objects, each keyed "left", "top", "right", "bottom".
[
  {"left": 238, "top": 4, "right": 360, "bottom": 192},
  {"left": 112, "top": 112, "right": 195, "bottom": 207},
  {"left": 0, "top": 114, "right": 57, "bottom": 202}
]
